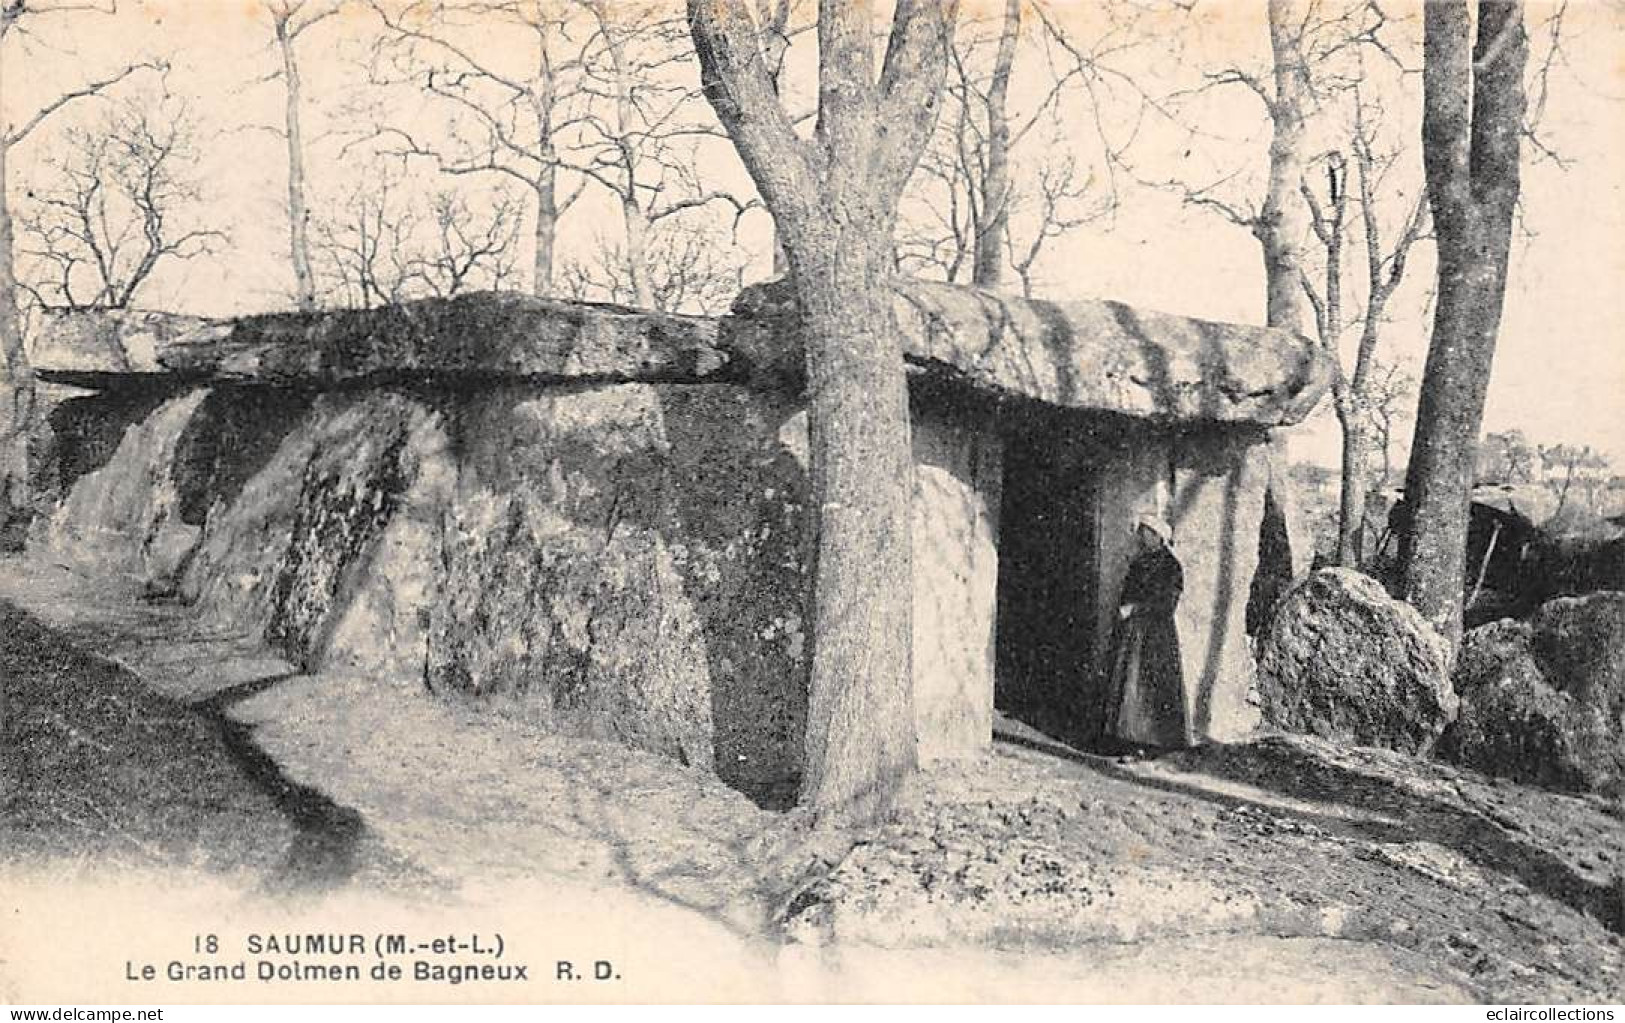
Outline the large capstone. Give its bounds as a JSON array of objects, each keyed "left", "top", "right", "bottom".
[
  {"left": 1256, "top": 568, "right": 1457, "bottom": 754},
  {"left": 30, "top": 293, "right": 729, "bottom": 389},
  {"left": 724, "top": 278, "right": 1334, "bottom": 426}
]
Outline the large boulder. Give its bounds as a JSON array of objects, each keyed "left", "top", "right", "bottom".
[
  {"left": 1256, "top": 568, "right": 1457, "bottom": 754},
  {"left": 1522, "top": 517, "right": 1625, "bottom": 605},
  {"left": 1439, "top": 592, "right": 1624, "bottom": 795},
  {"left": 1530, "top": 592, "right": 1625, "bottom": 722}
]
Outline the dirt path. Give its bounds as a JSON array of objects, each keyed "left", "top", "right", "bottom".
[{"left": 2, "top": 556, "right": 1620, "bottom": 1003}]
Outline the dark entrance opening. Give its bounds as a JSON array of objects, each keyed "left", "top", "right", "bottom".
[{"left": 994, "top": 428, "right": 1104, "bottom": 749}]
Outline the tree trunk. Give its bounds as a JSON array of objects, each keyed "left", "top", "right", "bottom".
[
  {"left": 1335, "top": 411, "right": 1369, "bottom": 565},
  {"left": 786, "top": 222, "right": 917, "bottom": 821},
  {"left": 1257, "top": 0, "right": 1314, "bottom": 335},
  {"left": 532, "top": 173, "right": 557, "bottom": 297},
  {"left": 972, "top": 0, "right": 1019, "bottom": 287},
  {"left": 595, "top": 15, "right": 657, "bottom": 309},
  {"left": 623, "top": 195, "right": 655, "bottom": 309},
  {"left": 1401, "top": 0, "right": 1525, "bottom": 647},
  {"left": 0, "top": 133, "right": 34, "bottom": 531},
  {"left": 1310, "top": 156, "right": 1362, "bottom": 568},
  {"left": 688, "top": 0, "right": 955, "bottom": 825},
  {"left": 278, "top": 23, "right": 317, "bottom": 313}
]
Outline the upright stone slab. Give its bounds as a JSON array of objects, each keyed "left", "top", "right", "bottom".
[
  {"left": 319, "top": 400, "right": 458, "bottom": 686},
  {"left": 427, "top": 383, "right": 811, "bottom": 796},
  {"left": 1168, "top": 428, "right": 1270, "bottom": 743},
  {"left": 181, "top": 400, "right": 327, "bottom": 636},
  {"left": 911, "top": 401, "right": 1002, "bottom": 763},
  {"left": 42, "top": 389, "right": 211, "bottom": 586}
]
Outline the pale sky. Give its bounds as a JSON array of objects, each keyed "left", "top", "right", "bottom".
[{"left": 3, "top": 0, "right": 1620, "bottom": 469}]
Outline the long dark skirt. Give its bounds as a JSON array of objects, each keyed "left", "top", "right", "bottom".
[{"left": 1104, "top": 609, "right": 1187, "bottom": 748}]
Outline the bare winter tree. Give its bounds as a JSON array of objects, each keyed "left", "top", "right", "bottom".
[
  {"left": 689, "top": 0, "right": 958, "bottom": 822},
  {"left": 1301, "top": 93, "right": 1431, "bottom": 566},
  {"left": 409, "top": 188, "right": 522, "bottom": 297},
  {"left": 17, "top": 94, "right": 224, "bottom": 310},
  {"left": 1154, "top": 0, "right": 1403, "bottom": 337},
  {"left": 560, "top": 211, "right": 747, "bottom": 315},
  {"left": 1400, "top": 0, "right": 1527, "bottom": 646},
  {"left": 365, "top": 0, "right": 589, "bottom": 297},
  {"left": 311, "top": 169, "right": 417, "bottom": 309},
  {"left": 263, "top": 0, "right": 342, "bottom": 313},
  {"left": 975, "top": 0, "right": 1019, "bottom": 284},
  {"left": 0, "top": 0, "right": 162, "bottom": 528},
  {"left": 313, "top": 167, "right": 521, "bottom": 308},
  {"left": 899, "top": 0, "right": 1151, "bottom": 292},
  {"left": 1361, "top": 357, "right": 1416, "bottom": 490}
]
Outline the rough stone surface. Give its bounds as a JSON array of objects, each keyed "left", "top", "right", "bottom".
[
  {"left": 175, "top": 391, "right": 432, "bottom": 658},
  {"left": 39, "top": 370, "right": 1019, "bottom": 797},
  {"left": 911, "top": 399, "right": 1001, "bottom": 763},
  {"left": 423, "top": 383, "right": 811, "bottom": 792},
  {"left": 726, "top": 278, "right": 1336, "bottom": 426},
  {"left": 1257, "top": 569, "right": 1457, "bottom": 754},
  {"left": 259, "top": 393, "right": 429, "bottom": 668},
  {"left": 774, "top": 735, "right": 1623, "bottom": 1000},
  {"left": 1247, "top": 436, "right": 1312, "bottom": 637},
  {"left": 161, "top": 382, "right": 815, "bottom": 795},
  {"left": 172, "top": 387, "right": 317, "bottom": 526},
  {"left": 1168, "top": 428, "right": 1269, "bottom": 742},
  {"left": 1524, "top": 527, "right": 1625, "bottom": 606},
  {"left": 1530, "top": 592, "right": 1625, "bottom": 721},
  {"left": 178, "top": 398, "right": 331, "bottom": 637},
  {"left": 28, "top": 285, "right": 1321, "bottom": 796},
  {"left": 318, "top": 402, "right": 457, "bottom": 687},
  {"left": 31, "top": 293, "right": 728, "bottom": 389},
  {"left": 32, "top": 387, "right": 177, "bottom": 509},
  {"left": 1439, "top": 597, "right": 1625, "bottom": 795},
  {"left": 38, "top": 390, "right": 210, "bottom": 587},
  {"left": 38, "top": 282, "right": 1335, "bottom": 430}
]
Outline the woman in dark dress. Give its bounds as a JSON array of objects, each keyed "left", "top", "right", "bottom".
[{"left": 1104, "top": 515, "right": 1187, "bottom": 751}]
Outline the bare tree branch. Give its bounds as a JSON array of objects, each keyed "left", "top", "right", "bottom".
[
  {"left": 16, "top": 90, "right": 223, "bottom": 309},
  {"left": 6, "top": 59, "right": 167, "bottom": 144}
]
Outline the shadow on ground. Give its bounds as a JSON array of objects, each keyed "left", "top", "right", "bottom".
[{"left": 996, "top": 725, "right": 1622, "bottom": 936}]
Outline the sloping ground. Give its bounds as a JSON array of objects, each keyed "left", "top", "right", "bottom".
[
  {"left": 1, "top": 557, "right": 1620, "bottom": 1003},
  {"left": 0, "top": 558, "right": 784, "bottom": 921},
  {"left": 0, "top": 601, "right": 293, "bottom": 879},
  {"left": 786, "top": 724, "right": 1622, "bottom": 1001},
  {"left": 0, "top": 601, "right": 424, "bottom": 894}
]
